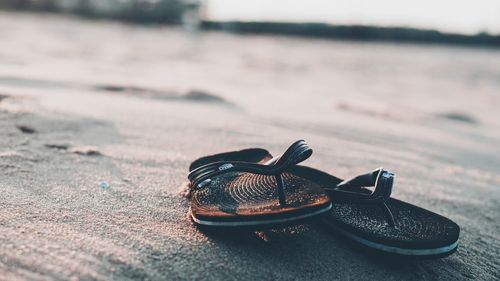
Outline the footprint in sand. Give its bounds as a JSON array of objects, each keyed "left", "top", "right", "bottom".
[
  {"left": 94, "top": 84, "right": 230, "bottom": 105},
  {"left": 45, "top": 144, "right": 103, "bottom": 156},
  {"left": 183, "top": 90, "right": 226, "bottom": 103},
  {"left": 44, "top": 144, "right": 69, "bottom": 151},
  {"left": 438, "top": 112, "right": 477, "bottom": 124},
  {"left": 16, "top": 125, "right": 36, "bottom": 134},
  {"left": 0, "top": 93, "right": 8, "bottom": 102},
  {"left": 70, "top": 146, "right": 103, "bottom": 156}
]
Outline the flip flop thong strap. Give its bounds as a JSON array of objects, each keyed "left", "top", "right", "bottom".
[
  {"left": 327, "top": 168, "right": 396, "bottom": 226},
  {"left": 188, "top": 140, "right": 312, "bottom": 205},
  {"left": 328, "top": 168, "right": 395, "bottom": 204}
]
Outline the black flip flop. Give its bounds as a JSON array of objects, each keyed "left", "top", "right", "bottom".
[
  {"left": 289, "top": 166, "right": 460, "bottom": 258},
  {"left": 187, "top": 140, "right": 332, "bottom": 228}
]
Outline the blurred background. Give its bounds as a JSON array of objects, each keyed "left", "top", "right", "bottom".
[
  {"left": 1, "top": 0, "right": 500, "bottom": 131},
  {"left": 1, "top": 0, "right": 499, "bottom": 125},
  {"left": 1, "top": 0, "right": 500, "bottom": 155},
  {"left": 0, "top": 0, "right": 498, "bottom": 138}
]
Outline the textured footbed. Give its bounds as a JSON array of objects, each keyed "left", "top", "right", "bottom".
[
  {"left": 323, "top": 198, "right": 460, "bottom": 250},
  {"left": 286, "top": 166, "right": 460, "bottom": 251},
  {"left": 189, "top": 149, "right": 332, "bottom": 224}
]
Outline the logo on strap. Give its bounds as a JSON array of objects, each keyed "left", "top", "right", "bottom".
[
  {"left": 218, "top": 163, "right": 234, "bottom": 171},
  {"left": 381, "top": 171, "right": 395, "bottom": 179}
]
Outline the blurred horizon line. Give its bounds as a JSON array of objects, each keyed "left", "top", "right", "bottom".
[
  {"left": 1, "top": 0, "right": 499, "bottom": 48},
  {"left": 207, "top": 0, "right": 500, "bottom": 36},
  {"left": 202, "top": 21, "right": 500, "bottom": 48}
]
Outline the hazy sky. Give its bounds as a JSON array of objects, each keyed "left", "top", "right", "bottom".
[{"left": 207, "top": 0, "right": 500, "bottom": 35}]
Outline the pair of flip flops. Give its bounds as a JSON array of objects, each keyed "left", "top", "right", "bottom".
[{"left": 187, "top": 140, "right": 460, "bottom": 258}]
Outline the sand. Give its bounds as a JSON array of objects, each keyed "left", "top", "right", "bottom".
[{"left": 0, "top": 12, "right": 499, "bottom": 280}]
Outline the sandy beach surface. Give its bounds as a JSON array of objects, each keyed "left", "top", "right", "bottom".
[{"left": 1, "top": 12, "right": 499, "bottom": 280}]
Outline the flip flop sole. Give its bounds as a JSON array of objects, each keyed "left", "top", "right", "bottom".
[
  {"left": 189, "top": 147, "right": 332, "bottom": 229},
  {"left": 284, "top": 165, "right": 460, "bottom": 258},
  {"left": 322, "top": 197, "right": 460, "bottom": 258},
  {"left": 323, "top": 219, "right": 459, "bottom": 258},
  {"left": 190, "top": 172, "right": 332, "bottom": 227},
  {"left": 190, "top": 202, "right": 332, "bottom": 227}
]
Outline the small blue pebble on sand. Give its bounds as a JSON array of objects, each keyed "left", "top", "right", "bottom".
[{"left": 99, "top": 181, "right": 110, "bottom": 189}]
